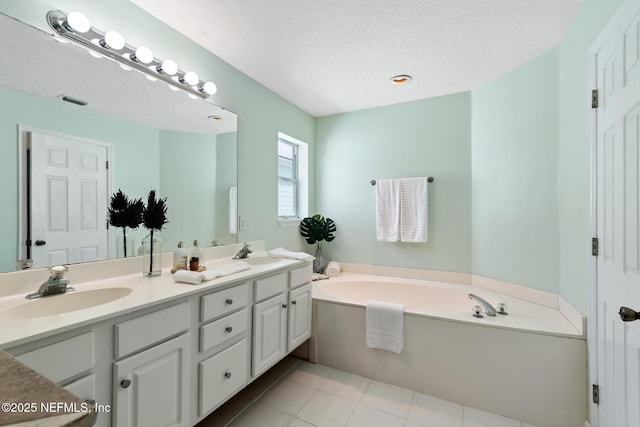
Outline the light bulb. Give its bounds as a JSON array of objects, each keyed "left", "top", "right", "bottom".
[
  {"left": 180, "top": 71, "right": 199, "bottom": 86},
  {"left": 199, "top": 81, "right": 217, "bottom": 95},
  {"left": 131, "top": 46, "right": 153, "bottom": 64},
  {"left": 157, "top": 59, "right": 178, "bottom": 76},
  {"left": 66, "top": 11, "right": 90, "bottom": 33},
  {"left": 101, "top": 31, "right": 125, "bottom": 50}
]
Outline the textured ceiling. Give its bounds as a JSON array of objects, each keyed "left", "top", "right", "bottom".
[{"left": 131, "top": 0, "right": 583, "bottom": 117}]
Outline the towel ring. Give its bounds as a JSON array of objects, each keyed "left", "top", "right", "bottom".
[{"left": 371, "top": 177, "right": 434, "bottom": 186}]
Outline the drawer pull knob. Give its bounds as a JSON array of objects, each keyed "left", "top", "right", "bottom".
[
  {"left": 225, "top": 326, "right": 233, "bottom": 333},
  {"left": 225, "top": 298, "right": 233, "bottom": 305},
  {"left": 224, "top": 371, "right": 232, "bottom": 379},
  {"left": 120, "top": 379, "right": 131, "bottom": 389},
  {"left": 291, "top": 300, "right": 297, "bottom": 305}
]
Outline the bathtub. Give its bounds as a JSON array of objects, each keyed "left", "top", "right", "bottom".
[{"left": 310, "top": 273, "right": 587, "bottom": 427}]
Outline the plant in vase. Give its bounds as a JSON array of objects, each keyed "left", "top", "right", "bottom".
[
  {"left": 107, "top": 189, "right": 143, "bottom": 258},
  {"left": 299, "top": 214, "right": 336, "bottom": 273},
  {"left": 142, "top": 190, "right": 168, "bottom": 277}
]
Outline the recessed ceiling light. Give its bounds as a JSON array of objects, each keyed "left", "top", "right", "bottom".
[{"left": 390, "top": 74, "right": 412, "bottom": 85}]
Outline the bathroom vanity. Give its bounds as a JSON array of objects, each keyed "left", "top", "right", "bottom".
[{"left": 0, "top": 242, "right": 312, "bottom": 427}]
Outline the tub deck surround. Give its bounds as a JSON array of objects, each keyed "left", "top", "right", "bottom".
[
  {"left": 337, "top": 262, "right": 586, "bottom": 336},
  {"left": 0, "top": 241, "right": 307, "bottom": 348},
  {"left": 313, "top": 273, "right": 583, "bottom": 338},
  {"left": 310, "top": 270, "right": 587, "bottom": 427}
]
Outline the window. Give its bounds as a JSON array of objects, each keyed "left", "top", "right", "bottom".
[{"left": 277, "top": 132, "right": 308, "bottom": 221}]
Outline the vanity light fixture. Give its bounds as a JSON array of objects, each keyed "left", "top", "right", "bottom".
[
  {"left": 389, "top": 74, "right": 413, "bottom": 85},
  {"left": 46, "top": 10, "right": 218, "bottom": 99}
]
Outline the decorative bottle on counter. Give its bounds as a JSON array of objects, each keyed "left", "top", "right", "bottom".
[
  {"left": 173, "top": 241, "right": 188, "bottom": 270},
  {"left": 188, "top": 240, "right": 202, "bottom": 271},
  {"left": 142, "top": 233, "right": 162, "bottom": 277}
]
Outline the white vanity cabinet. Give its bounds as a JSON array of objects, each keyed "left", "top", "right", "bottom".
[
  {"left": 197, "top": 282, "right": 250, "bottom": 418},
  {"left": 252, "top": 265, "right": 312, "bottom": 377},
  {"left": 113, "top": 302, "right": 192, "bottom": 427}
]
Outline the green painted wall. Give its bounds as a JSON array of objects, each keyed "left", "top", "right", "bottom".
[
  {"left": 557, "top": 0, "right": 624, "bottom": 313},
  {"left": 215, "top": 132, "right": 238, "bottom": 246},
  {"left": 471, "top": 49, "right": 559, "bottom": 294},
  {"left": 316, "top": 93, "right": 472, "bottom": 272},
  {"left": 158, "top": 130, "right": 217, "bottom": 250}
]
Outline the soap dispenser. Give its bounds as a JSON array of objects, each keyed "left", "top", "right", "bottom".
[
  {"left": 173, "top": 241, "right": 187, "bottom": 270},
  {"left": 188, "top": 240, "right": 202, "bottom": 271}
]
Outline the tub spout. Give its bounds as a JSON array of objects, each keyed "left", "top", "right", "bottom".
[{"left": 468, "top": 294, "right": 497, "bottom": 317}]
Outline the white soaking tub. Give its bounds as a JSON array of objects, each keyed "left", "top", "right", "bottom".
[{"left": 310, "top": 273, "right": 587, "bottom": 427}]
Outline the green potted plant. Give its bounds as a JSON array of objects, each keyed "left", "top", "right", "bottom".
[{"left": 300, "top": 214, "right": 336, "bottom": 273}]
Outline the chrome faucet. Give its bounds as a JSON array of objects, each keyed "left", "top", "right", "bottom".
[
  {"left": 468, "top": 293, "right": 497, "bottom": 317},
  {"left": 232, "top": 243, "right": 252, "bottom": 260},
  {"left": 26, "top": 265, "right": 75, "bottom": 299}
]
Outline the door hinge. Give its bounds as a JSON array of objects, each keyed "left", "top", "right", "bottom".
[
  {"left": 592, "top": 237, "right": 599, "bottom": 256},
  {"left": 592, "top": 89, "right": 599, "bottom": 108},
  {"left": 592, "top": 384, "right": 600, "bottom": 404},
  {"left": 106, "top": 160, "right": 109, "bottom": 169}
]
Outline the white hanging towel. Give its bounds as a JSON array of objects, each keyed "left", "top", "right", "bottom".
[
  {"left": 229, "top": 186, "right": 238, "bottom": 234},
  {"left": 366, "top": 300, "right": 405, "bottom": 353},
  {"left": 399, "top": 177, "right": 428, "bottom": 243},
  {"left": 375, "top": 179, "right": 401, "bottom": 242}
]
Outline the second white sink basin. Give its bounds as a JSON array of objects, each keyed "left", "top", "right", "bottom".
[
  {"left": 0, "top": 287, "right": 132, "bottom": 319},
  {"left": 242, "top": 256, "right": 283, "bottom": 265}
]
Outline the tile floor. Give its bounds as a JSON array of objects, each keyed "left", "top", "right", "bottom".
[{"left": 197, "top": 358, "right": 538, "bottom": 427}]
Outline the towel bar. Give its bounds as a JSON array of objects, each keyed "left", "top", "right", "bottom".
[{"left": 371, "top": 176, "right": 434, "bottom": 186}]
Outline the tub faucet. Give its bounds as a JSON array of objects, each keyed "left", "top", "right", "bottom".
[
  {"left": 468, "top": 293, "right": 497, "bottom": 317},
  {"left": 232, "top": 243, "right": 252, "bottom": 259},
  {"left": 26, "top": 265, "right": 75, "bottom": 299}
]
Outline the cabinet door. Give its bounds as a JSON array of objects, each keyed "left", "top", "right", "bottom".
[
  {"left": 252, "top": 293, "right": 287, "bottom": 377},
  {"left": 114, "top": 333, "right": 191, "bottom": 427},
  {"left": 288, "top": 283, "right": 312, "bottom": 352}
]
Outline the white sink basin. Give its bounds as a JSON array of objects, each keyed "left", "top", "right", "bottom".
[
  {"left": 0, "top": 287, "right": 132, "bottom": 319},
  {"left": 242, "top": 256, "right": 283, "bottom": 265}
]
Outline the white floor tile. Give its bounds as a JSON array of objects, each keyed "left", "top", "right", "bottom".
[
  {"left": 260, "top": 378, "right": 316, "bottom": 415},
  {"left": 360, "top": 380, "right": 413, "bottom": 418},
  {"left": 404, "top": 421, "right": 426, "bottom": 427},
  {"left": 521, "top": 423, "right": 538, "bottom": 427},
  {"left": 227, "top": 403, "right": 291, "bottom": 427},
  {"left": 406, "top": 392, "right": 463, "bottom": 427},
  {"left": 286, "top": 418, "right": 317, "bottom": 427},
  {"left": 296, "top": 390, "right": 357, "bottom": 427},
  {"left": 319, "top": 368, "right": 370, "bottom": 401},
  {"left": 345, "top": 404, "right": 405, "bottom": 427},
  {"left": 463, "top": 407, "right": 521, "bottom": 427},
  {"left": 286, "top": 361, "right": 334, "bottom": 389}
]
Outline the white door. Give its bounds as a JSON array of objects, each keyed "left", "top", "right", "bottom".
[
  {"left": 593, "top": 0, "right": 640, "bottom": 425},
  {"left": 28, "top": 131, "right": 109, "bottom": 267}
]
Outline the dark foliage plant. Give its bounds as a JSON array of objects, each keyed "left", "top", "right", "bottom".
[
  {"left": 107, "top": 189, "right": 143, "bottom": 257},
  {"left": 299, "top": 214, "right": 336, "bottom": 249}
]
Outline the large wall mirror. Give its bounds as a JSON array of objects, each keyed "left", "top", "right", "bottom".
[{"left": 0, "top": 13, "right": 238, "bottom": 273}]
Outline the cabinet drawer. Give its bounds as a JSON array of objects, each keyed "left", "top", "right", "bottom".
[
  {"left": 200, "top": 309, "right": 247, "bottom": 352},
  {"left": 64, "top": 374, "right": 95, "bottom": 402},
  {"left": 254, "top": 273, "right": 287, "bottom": 302},
  {"left": 289, "top": 264, "right": 312, "bottom": 288},
  {"left": 16, "top": 332, "right": 94, "bottom": 384},
  {"left": 115, "top": 301, "right": 191, "bottom": 359},
  {"left": 199, "top": 339, "right": 248, "bottom": 417},
  {"left": 201, "top": 283, "right": 249, "bottom": 322}
]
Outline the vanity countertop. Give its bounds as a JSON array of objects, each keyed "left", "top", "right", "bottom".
[
  {"left": 0, "top": 351, "right": 96, "bottom": 426},
  {"left": 0, "top": 248, "right": 308, "bottom": 348}
]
